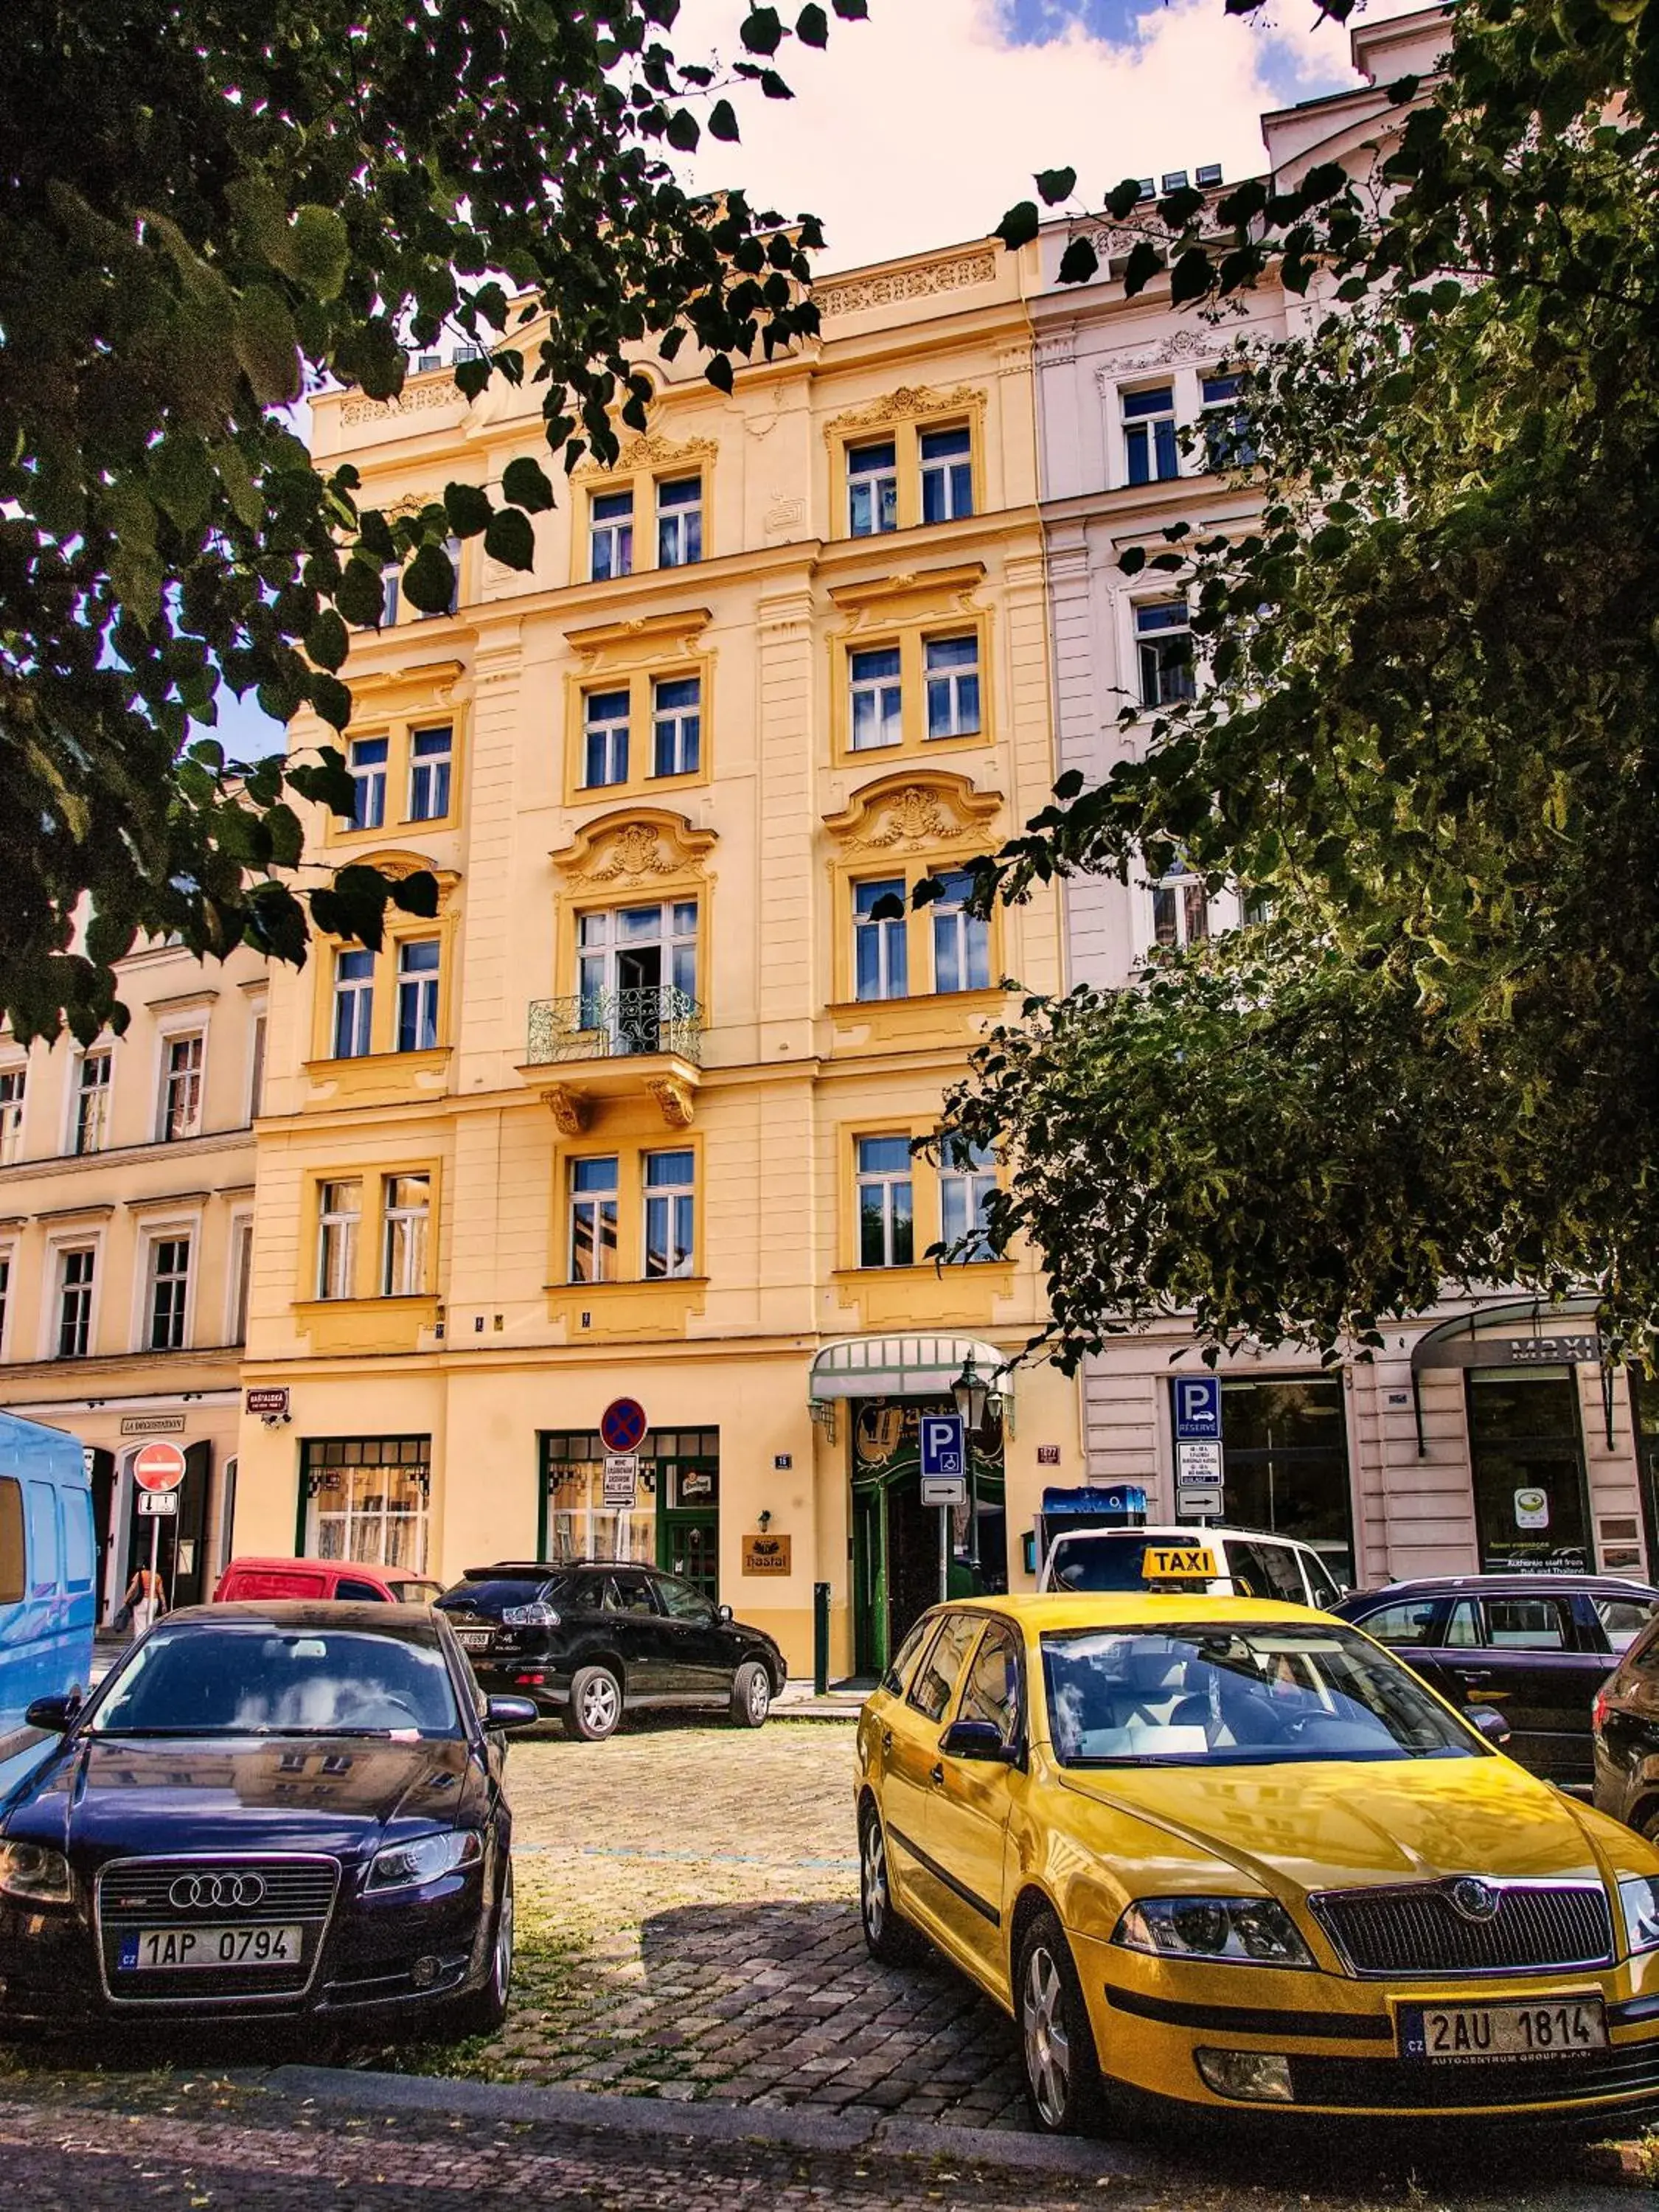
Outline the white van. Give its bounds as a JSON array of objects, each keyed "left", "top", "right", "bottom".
[{"left": 1038, "top": 1524, "right": 1345, "bottom": 1609}]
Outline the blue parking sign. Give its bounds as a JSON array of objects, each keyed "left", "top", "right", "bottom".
[
  {"left": 1170, "top": 1375, "right": 1222, "bottom": 1441},
  {"left": 919, "top": 1414, "right": 967, "bottom": 1479}
]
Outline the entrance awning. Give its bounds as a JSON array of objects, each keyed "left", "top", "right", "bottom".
[
  {"left": 1407, "top": 1296, "right": 1610, "bottom": 1455},
  {"left": 807, "top": 1334, "right": 1012, "bottom": 1404}
]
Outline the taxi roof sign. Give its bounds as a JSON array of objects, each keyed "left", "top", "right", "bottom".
[{"left": 1143, "top": 1544, "right": 1219, "bottom": 1582}]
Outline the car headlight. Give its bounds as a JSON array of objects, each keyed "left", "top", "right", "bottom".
[
  {"left": 1113, "top": 1894, "right": 1314, "bottom": 1969},
  {"left": 0, "top": 1840, "right": 73, "bottom": 1905},
  {"left": 1620, "top": 1876, "right": 1659, "bottom": 1956},
  {"left": 366, "top": 1829, "right": 484, "bottom": 1893},
  {"left": 501, "top": 1602, "right": 559, "bottom": 1629}
]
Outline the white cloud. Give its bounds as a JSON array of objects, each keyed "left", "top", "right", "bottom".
[{"left": 672, "top": 0, "right": 1382, "bottom": 273}]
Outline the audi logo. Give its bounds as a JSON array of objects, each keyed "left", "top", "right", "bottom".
[{"left": 168, "top": 1872, "right": 268, "bottom": 1911}]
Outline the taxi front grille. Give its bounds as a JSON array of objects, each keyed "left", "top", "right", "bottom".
[
  {"left": 1310, "top": 1881, "right": 1613, "bottom": 1978},
  {"left": 1287, "top": 2039, "right": 1659, "bottom": 2111}
]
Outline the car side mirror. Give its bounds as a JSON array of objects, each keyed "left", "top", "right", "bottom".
[
  {"left": 940, "top": 1717, "right": 1014, "bottom": 1762},
  {"left": 1464, "top": 1705, "right": 1512, "bottom": 1746},
  {"left": 717, "top": 1604, "right": 733, "bottom": 1624},
  {"left": 25, "top": 1693, "right": 79, "bottom": 1733},
  {"left": 484, "top": 1696, "right": 540, "bottom": 1732}
]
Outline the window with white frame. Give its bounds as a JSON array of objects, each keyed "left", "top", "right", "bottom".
[
  {"left": 582, "top": 688, "right": 630, "bottom": 788},
  {"left": 381, "top": 1175, "right": 431, "bottom": 1296},
  {"left": 849, "top": 646, "right": 902, "bottom": 751},
  {"left": 147, "top": 1235, "right": 191, "bottom": 1351},
  {"left": 1200, "top": 371, "right": 1255, "bottom": 472},
  {"left": 1151, "top": 863, "right": 1211, "bottom": 951},
  {"left": 57, "top": 1246, "right": 94, "bottom": 1357},
  {"left": 230, "top": 1217, "right": 254, "bottom": 1343},
  {"left": 1135, "top": 599, "right": 1194, "bottom": 708},
  {"left": 569, "top": 1156, "right": 619, "bottom": 1283},
  {"left": 317, "top": 1180, "right": 362, "bottom": 1301},
  {"left": 854, "top": 880, "right": 908, "bottom": 1001},
  {"left": 652, "top": 675, "right": 701, "bottom": 778},
  {"left": 396, "top": 940, "right": 440, "bottom": 1053},
  {"left": 1122, "top": 383, "right": 1178, "bottom": 485},
  {"left": 380, "top": 563, "right": 401, "bottom": 627},
  {"left": 0, "top": 1068, "right": 23, "bottom": 1166},
  {"left": 939, "top": 1140, "right": 998, "bottom": 1262},
  {"left": 925, "top": 634, "right": 981, "bottom": 738},
  {"left": 161, "top": 1033, "right": 204, "bottom": 1142},
  {"left": 349, "top": 737, "right": 388, "bottom": 830},
  {"left": 73, "top": 1050, "right": 111, "bottom": 1157},
  {"left": 931, "top": 870, "right": 991, "bottom": 993},
  {"left": 408, "top": 724, "right": 453, "bottom": 821},
  {"left": 857, "top": 1136, "right": 914, "bottom": 1268},
  {"left": 333, "top": 948, "right": 375, "bottom": 1059},
  {"left": 577, "top": 902, "right": 698, "bottom": 1039},
  {"left": 644, "top": 1150, "right": 695, "bottom": 1279},
  {"left": 417, "top": 536, "right": 462, "bottom": 617},
  {"left": 847, "top": 441, "right": 898, "bottom": 537},
  {"left": 656, "top": 476, "right": 703, "bottom": 567},
  {"left": 590, "top": 489, "right": 633, "bottom": 580},
  {"left": 248, "top": 1010, "right": 267, "bottom": 1121},
  {"left": 920, "top": 425, "right": 973, "bottom": 523}
]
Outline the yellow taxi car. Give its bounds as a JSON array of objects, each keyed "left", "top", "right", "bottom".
[{"left": 855, "top": 1574, "right": 1659, "bottom": 2132}]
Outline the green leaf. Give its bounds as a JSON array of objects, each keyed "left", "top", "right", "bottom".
[
  {"left": 1036, "top": 167, "right": 1077, "bottom": 206},
  {"left": 402, "top": 540, "right": 456, "bottom": 613},
  {"left": 454, "top": 352, "right": 492, "bottom": 400},
  {"left": 741, "top": 7, "right": 784, "bottom": 53},
  {"left": 287, "top": 205, "right": 350, "bottom": 301},
  {"left": 796, "top": 2, "right": 830, "bottom": 43},
  {"left": 1168, "top": 248, "right": 1214, "bottom": 306},
  {"left": 335, "top": 557, "right": 387, "bottom": 629},
  {"left": 389, "top": 870, "right": 439, "bottom": 918},
  {"left": 1121, "top": 240, "right": 1163, "bottom": 295},
  {"left": 665, "top": 108, "right": 700, "bottom": 151},
  {"left": 995, "top": 200, "right": 1041, "bottom": 251},
  {"left": 705, "top": 353, "right": 735, "bottom": 394},
  {"left": 232, "top": 286, "right": 302, "bottom": 404},
  {"left": 709, "top": 98, "right": 740, "bottom": 141},
  {"left": 483, "top": 506, "right": 536, "bottom": 570},
  {"left": 444, "top": 481, "right": 493, "bottom": 538},
  {"left": 832, "top": 0, "right": 868, "bottom": 15},
  {"left": 1057, "top": 234, "right": 1099, "bottom": 285},
  {"left": 305, "top": 608, "right": 350, "bottom": 671},
  {"left": 502, "top": 455, "right": 556, "bottom": 512}
]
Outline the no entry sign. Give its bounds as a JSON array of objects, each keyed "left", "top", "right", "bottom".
[{"left": 132, "top": 1440, "right": 187, "bottom": 1493}]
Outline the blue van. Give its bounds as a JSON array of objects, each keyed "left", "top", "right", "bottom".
[{"left": 0, "top": 1412, "right": 97, "bottom": 1752}]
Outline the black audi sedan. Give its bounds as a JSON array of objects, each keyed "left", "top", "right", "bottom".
[
  {"left": 1594, "top": 1609, "right": 1659, "bottom": 1840},
  {"left": 0, "top": 1602, "right": 535, "bottom": 2034},
  {"left": 437, "top": 1561, "right": 787, "bottom": 1739}
]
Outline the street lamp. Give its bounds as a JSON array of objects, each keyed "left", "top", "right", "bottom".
[{"left": 953, "top": 1354, "right": 990, "bottom": 1433}]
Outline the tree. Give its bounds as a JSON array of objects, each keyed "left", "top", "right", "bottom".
[
  {"left": 944, "top": 0, "right": 1659, "bottom": 1364},
  {"left": 2, "top": 0, "right": 864, "bottom": 1044}
]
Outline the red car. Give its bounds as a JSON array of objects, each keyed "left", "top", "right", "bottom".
[{"left": 212, "top": 1557, "right": 445, "bottom": 1606}]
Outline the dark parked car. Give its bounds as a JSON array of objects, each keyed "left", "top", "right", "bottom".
[
  {"left": 1594, "top": 1611, "right": 1659, "bottom": 1840},
  {"left": 0, "top": 1602, "right": 535, "bottom": 2033},
  {"left": 437, "top": 1562, "right": 787, "bottom": 1740},
  {"left": 1335, "top": 1573, "right": 1659, "bottom": 1789}
]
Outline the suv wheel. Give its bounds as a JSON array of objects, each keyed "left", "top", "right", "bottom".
[
  {"left": 564, "top": 1665, "right": 623, "bottom": 1742},
  {"left": 1016, "top": 1908, "right": 1105, "bottom": 2135},
  {"left": 729, "top": 1660, "right": 772, "bottom": 1728}
]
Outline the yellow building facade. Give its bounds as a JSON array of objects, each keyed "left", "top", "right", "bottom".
[{"left": 232, "top": 236, "right": 1080, "bottom": 1674}]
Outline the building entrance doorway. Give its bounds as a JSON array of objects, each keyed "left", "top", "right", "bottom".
[
  {"left": 1467, "top": 1370, "right": 1592, "bottom": 1573},
  {"left": 849, "top": 1397, "right": 1005, "bottom": 1676}
]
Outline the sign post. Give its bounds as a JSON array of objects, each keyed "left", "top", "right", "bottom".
[
  {"left": 1170, "top": 1377, "right": 1224, "bottom": 1521},
  {"left": 920, "top": 1415, "right": 967, "bottom": 1604}
]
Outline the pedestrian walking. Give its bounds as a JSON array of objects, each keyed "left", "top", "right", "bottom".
[{"left": 120, "top": 1564, "right": 167, "bottom": 1639}]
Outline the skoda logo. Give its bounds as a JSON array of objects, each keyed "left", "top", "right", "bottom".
[
  {"left": 169, "top": 1871, "right": 267, "bottom": 1911},
  {"left": 1448, "top": 1877, "right": 1500, "bottom": 1923}
]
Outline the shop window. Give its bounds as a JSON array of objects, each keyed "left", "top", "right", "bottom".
[
  {"left": 396, "top": 939, "right": 440, "bottom": 1053},
  {"left": 582, "top": 688, "right": 630, "bottom": 789},
  {"left": 316, "top": 1180, "right": 362, "bottom": 1301},
  {"left": 850, "top": 646, "right": 902, "bottom": 751},
  {"left": 931, "top": 871, "right": 990, "bottom": 992},
  {"left": 643, "top": 1150, "right": 695, "bottom": 1279},
  {"left": 590, "top": 489, "right": 634, "bottom": 581},
  {"left": 57, "top": 1247, "right": 95, "bottom": 1357},
  {"left": 939, "top": 1141, "right": 997, "bottom": 1262},
  {"left": 304, "top": 1435, "right": 431, "bottom": 1571},
  {"left": 333, "top": 949, "right": 375, "bottom": 1060},
  {"left": 161, "top": 1033, "right": 204, "bottom": 1142},
  {"left": 1467, "top": 1371, "right": 1590, "bottom": 1575},
  {"left": 349, "top": 737, "right": 388, "bottom": 830},
  {"left": 73, "top": 1050, "right": 111, "bottom": 1157},
  {"left": 652, "top": 675, "right": 701, "bottom": 779},
  {"left": 920, "top": 425, "right": 974, "bottom": 524},
  {"left": 1122, "top": 383, "right": 1178, "bottom": 484},
  {"left": 0, "top": 1068, "right": 24, "bottom": 1165},
  {"left": 854, "top": 880, "right": 908, "bottom": 1001},
  {"left": 857, "top": 1135, "right": 914, "bottom": 1268},
  {"left": 381, "top": 1175, "right": 431, "bottom": 1296},
  {"left": 1219, "top": 1376, "right": 1353, "bottom": 1589},
  {"left": 1135, "top": 600, "right": 1194, "bottom": 709},
  {"left": 656, "top": 475, "right": 703, "bottom": 568},
  {"left": 570, "top": 1156, "right": 619, "bottom": 1283},
  {"left": 848, "top": 441, "right": 899, "bottom": 537},
  {"left": 408, "top": 725, "right": 453, "bottom": 821},
  {"left": 147, "top": 1237, "right": 191, "bottom": 1352}
]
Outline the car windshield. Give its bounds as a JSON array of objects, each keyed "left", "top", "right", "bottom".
[
  {"left": 437, "top": 1576, "right": 567, "bottom": 1618},
  {"left": 1041, "top": 1622, "right": 1481, "bottom": 1767},
  {"left": 89, "top": 1625, "right": 464, "bottom": 1739}
]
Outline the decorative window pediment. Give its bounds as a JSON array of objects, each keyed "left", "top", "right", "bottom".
[
  {"left": 571, "top": 429, "right": 719, "bottom": 484},
  {"left": 823, "top": 385, "right": 984, "bottom": 443},
  {"left": 351, "top": 849, "right": 462, "bottom": 912},
  {"left": 564, "top": 607, "right": 712, "bottom": 676},
  {"left": 829, "top": 563, "right": 985, "bottom": 634},
  {"left": 550, "top": 808, "right": 717, "bottom": 886},
  {"left": 823, "top": 771, "right": 1002, "bottom": 855}
]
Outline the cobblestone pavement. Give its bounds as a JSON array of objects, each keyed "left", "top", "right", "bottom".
[{"left": 0, "top": 2070, "right": 1646, "bottom": 2212}]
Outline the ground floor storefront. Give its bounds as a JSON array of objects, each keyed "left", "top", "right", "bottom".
[
  {"left": 232, "top": 1332, "right": 1083, "bottom": 1675},
  {"left": 1079, "top": 1297, "right": 1659, "bottom": 1590}
]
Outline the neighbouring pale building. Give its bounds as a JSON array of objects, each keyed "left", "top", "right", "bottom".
[
  {"left": 0, "top": 938, "right": 269, "bottom": 1616},
  {"left": 1031, "top": 3, "right": 1659, "bottom": 1590},
  {"left": 229, "top": 232, "right": 1079, "bottom": 1675}
]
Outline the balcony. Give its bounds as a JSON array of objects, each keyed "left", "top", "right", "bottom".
[{"left": 520, "top": 987, "right": 703, "bottom": 1132}]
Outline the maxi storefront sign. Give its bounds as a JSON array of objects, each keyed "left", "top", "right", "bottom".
[{"left": 1171, "top": 1376, "right": 1224, "bottom": 1518}]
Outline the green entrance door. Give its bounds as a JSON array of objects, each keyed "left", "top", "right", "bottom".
[
  {"left": 654, "top": 1439, "right": 720, "bottom": 1601},
  {"left": 849, "top": 1398, "right": 1006, "bottom": 1677},
  {"left": 853, "top": 1487, "right": 888, "bottom": 1676}
]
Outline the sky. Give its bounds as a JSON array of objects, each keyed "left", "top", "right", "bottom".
[{"left": 215, "top": 0, "right": 1404, "bottom": 762}]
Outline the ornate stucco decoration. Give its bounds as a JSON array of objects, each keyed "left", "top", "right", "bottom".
[
  {"left": 538, "top": 1082, "right": 591, "bottom": 1136},
  {"left": 339, "top": 380, "right": 465, "bottom": 428},
  {"left": 824, "top": 771, "right": 1003, "bottom": 855},
  {"left": 569, "top": 428, "right": 719, "bottom": 483},
  {"left": 349, "top": 849, "right": 463, "bottom": 913},
  {"left": 645, "top": 1075, "right": 696, "bottom": 1129},
  {"left": 1091, "top": 319, "right": 1269, "bottom": 383},
  {"left": 823, "top": 385, "right": 984, "bottom": 444},
  {"left": 829, "top": 562, "right": 985, "bottom": 636},
  {"left": 815, "top": 249, "right": 997, "bottom": 320},
  {"left": 564, "top": 607, "right": 711, "bottom": 676},
  {"left": 550, "top": 808, "right": 717, "bottom": 886}
]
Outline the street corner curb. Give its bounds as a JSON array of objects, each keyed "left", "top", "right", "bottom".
[{"left": 251, "top": 2065, "right": 1155, "bottom": 2181}]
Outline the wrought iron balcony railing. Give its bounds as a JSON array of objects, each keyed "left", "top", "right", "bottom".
[{"left": 526, "top": 987, "right": 704, "bottom": 1068}]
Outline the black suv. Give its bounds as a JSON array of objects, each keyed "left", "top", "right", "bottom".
[
  {"left": 437, "top": 1562, "right": 787, "bottom": 1740},
  {"left": 1335, "top": 1573, "right": 1659, "bottom": 1788}
]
